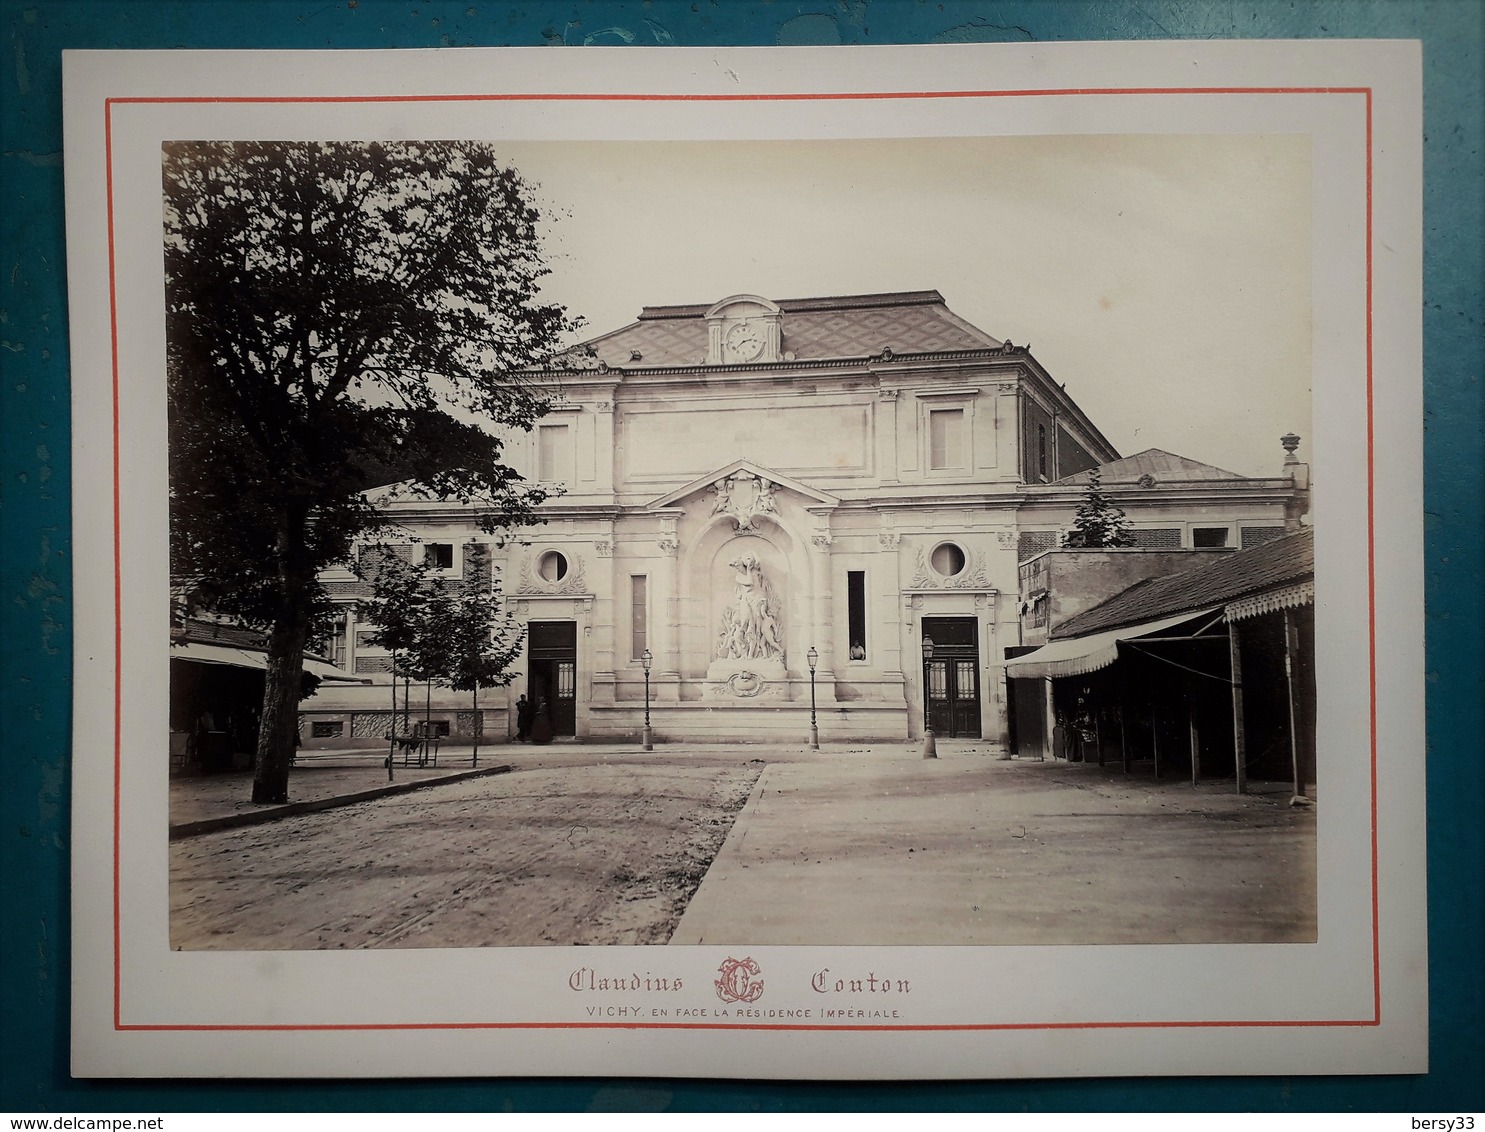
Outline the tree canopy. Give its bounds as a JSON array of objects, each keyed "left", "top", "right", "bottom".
[{"left": 164, "top": 141, "right": 577, "bottom": 802}]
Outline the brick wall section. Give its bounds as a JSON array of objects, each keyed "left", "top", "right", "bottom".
[{"left": 1240, "top": 525, "right": 1287, "bottom": 549}]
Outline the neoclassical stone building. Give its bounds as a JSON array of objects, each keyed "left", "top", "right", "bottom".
[{"left": 302, "top": 291, "right": 1305, "bottom": 749}]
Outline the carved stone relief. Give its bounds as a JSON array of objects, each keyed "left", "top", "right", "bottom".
[
  {"left": 908, "top": 544, "right": 993, "bottom": 590},
  {"left": 715, "top": 554, "right": 785, "bottom": 662},
  {"left": 708, "top": 470, "right": 780, "bottom": 532},
  {"left": 515, "top": 551, "right": 588, "bottom": 595}
]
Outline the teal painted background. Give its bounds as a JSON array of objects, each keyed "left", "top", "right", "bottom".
[{"left": 3, "top": 0, "right": 1480, "bottom": 1112}]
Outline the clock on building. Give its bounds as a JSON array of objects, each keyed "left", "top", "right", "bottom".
[{"left": 724, "top": 321, "right": 765, "bottom": 362}]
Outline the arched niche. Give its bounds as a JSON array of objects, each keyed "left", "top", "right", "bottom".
[{"left": 679, "top": 512, "right": 810, "bottom": 680}]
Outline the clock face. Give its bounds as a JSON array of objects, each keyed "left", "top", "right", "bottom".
[{"left": 724, "top": 322, "right": 764, "bottom": 362}]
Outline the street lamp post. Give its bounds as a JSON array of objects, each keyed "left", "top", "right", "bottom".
[
  {"left": 921, "top": 636, "right": 938, "bottom": 760},
  {"left": 641, "top": 648, "right": 653, "bottom": 751},
  {"left": 806, "top": 645, "right": 819, "bottom": 751}
]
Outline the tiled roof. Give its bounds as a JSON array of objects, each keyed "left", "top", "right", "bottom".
[
  {"left": 1055, "top": 527, "right": 1314, "bottom": 638},
  {"left": 172, "top": 617, "right": 266, "bottom": 650},
  {"left": 1054, "top": 448, "right": 1246, "bottom": 485},
  {"left": 556, "top": 290, "right": 1003, "bottom": 369}
]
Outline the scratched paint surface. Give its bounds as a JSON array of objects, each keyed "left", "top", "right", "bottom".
[{"left": 2, "top": 0, "right": 1479, "bottom": 1112}]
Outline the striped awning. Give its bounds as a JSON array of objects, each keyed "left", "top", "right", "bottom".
[
  {"left": 170, "top": 642, "right": 368, "bottom": 683},
  {"left": 1001, "top": 609, "right": 1220, "bottom": 681}
]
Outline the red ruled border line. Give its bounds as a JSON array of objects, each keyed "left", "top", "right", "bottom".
[{"left": 107, "top": 85, "right": 1378, "bottom": 1035}]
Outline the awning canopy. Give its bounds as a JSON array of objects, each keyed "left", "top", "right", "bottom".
[
  {"left": 170, "top": 642, "right": 369, "bottom": 683},
  {"left": 1001, "top": 608, "right": 1219, "bottom": 681}
]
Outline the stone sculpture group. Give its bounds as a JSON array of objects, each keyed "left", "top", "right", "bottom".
[{"left": 716, "top": 554, "right": 785, "bottom": 662}]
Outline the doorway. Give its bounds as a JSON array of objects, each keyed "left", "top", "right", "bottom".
[
  {"left": 922, "top": 616, "right": 981, "bottom": 739},
  {"left": 528, "top": 620, "right": 577, "bottom": 737}
]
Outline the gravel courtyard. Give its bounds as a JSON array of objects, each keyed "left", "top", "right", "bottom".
[
  {"left": 170, "top": 751, "right": 764, "bottom": 949},
  {"left": 169, "top": 746, "right": 1315, "bottom": 950}
]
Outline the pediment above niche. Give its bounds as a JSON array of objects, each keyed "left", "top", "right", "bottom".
[
  {"left": 705, "top": 294, "right": 784, "bottom": 365},
  {"left": 647, "top": 459, "right": 839, "bottom": 528}
]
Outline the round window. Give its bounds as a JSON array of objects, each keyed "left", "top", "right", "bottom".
[
  {"left": 537, "top": 551, "right": 568, "bottom": 583},
  {"left": 930, "top": 542, "right": 966, "bottom": 577}
]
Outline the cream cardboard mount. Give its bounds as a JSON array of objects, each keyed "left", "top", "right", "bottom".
[{"left": 64, "top": 40, "right": 1426, "bottom": 1079}]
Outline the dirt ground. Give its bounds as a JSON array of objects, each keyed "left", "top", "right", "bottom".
[
  {"left": 169, "top": 753, "right": 764, "bottom": 949},
  {"left": 169, "top": 747, "right": 1315, "bottom": 950}
]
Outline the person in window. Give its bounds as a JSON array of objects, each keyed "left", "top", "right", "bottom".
[{"left": 849, "top": 641, "right": 866, "bottom": 661}]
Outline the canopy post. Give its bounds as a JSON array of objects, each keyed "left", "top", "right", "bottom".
[
  {"left": 1188, "top": 702, "right": 1200, "bottom": 786},
  {"left": 1117, "top": 704, "right": 1128, "bottom": 773},
  {"left": 1229, "top": 620, "right": 1248, "bottom": 794},
  {"left": 1152, "top": 707, "right": 1161, "bottom": 778},
  {"left": 1042, "top": 676, "right": 1056, "bottom": 761},
  {"left": 1284, "top": 608, "right": 1309, "bottom": 801}
]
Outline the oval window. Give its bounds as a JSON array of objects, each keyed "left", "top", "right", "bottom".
[
  {"left": 930, "top": 542, "right": 966, "bottom": 577},
  {"left": 537, "top": 551, "right": 568, "bottom": 582}
]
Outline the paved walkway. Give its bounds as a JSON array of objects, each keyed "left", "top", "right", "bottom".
[{"left": 672, "top": 751, "right": 1313, "bottom": 946}]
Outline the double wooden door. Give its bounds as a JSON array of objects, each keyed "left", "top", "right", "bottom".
[{"left": 922, "top": 616, "right": 981, "bottom": 739}]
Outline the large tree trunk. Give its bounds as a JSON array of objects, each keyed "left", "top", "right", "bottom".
[
  {"left": 253, "top": 605, "right": 311, "bottom": 804},
  {"left": 253, "top": 506, "right": 314, "bottom": 805}
]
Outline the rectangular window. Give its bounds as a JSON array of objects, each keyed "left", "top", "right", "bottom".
[
  {"left": 538, "top": 424, "right": 572, "bottom": 483},
  {"left": 1192, "top": 527, "right": 1231, "bottom": 548},
  {"left": 631, "top": 575, "right": 648, "bottom": 661},
  {"left": 423, "top": 542, "right": 454, "bottom": 570},
  {"left": 1037, "top": 424, "right": 1048, "bottom": 479},
  {"left": 929, "top": 408, "right": 965, "bottom": 470},
  {"left": 846, "top": 571, "right": 867, "bottom": 661},
  {"left": 310, "top": 720, "right": 344, "bottom": 738}
]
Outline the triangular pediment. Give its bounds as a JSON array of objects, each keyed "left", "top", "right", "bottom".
[{"left": 647, "top": 459, "right": 840, "bottom": 511}]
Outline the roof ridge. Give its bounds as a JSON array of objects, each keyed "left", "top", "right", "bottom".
[{"left": 637, "top": 290, "right": 947, "bottom": 320}]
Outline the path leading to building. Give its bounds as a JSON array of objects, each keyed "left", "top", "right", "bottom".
[
  {"left": 168, "top": 742, "right": 1314, "bottom": 951},
  {"left": 672, "top": 751, "right": 1315, "bottom": 946}
]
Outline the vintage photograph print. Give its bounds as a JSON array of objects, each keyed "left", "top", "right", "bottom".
[
  {"left": 67, "top": 42, "right": 1424, "bottom": 1079},
  {"left": 163, "top": 133, "right": 1318, "bottom": 953}
]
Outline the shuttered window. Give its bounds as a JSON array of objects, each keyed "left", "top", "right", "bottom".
[
  {"left": 929, "top": 408, "right": 965, "bottom": 470},
  {"left": 631, "top": 575, "right": 648, "bottom": 660},
  {"left": 538, "top": 424, "right": 572, "bottom": 483}
]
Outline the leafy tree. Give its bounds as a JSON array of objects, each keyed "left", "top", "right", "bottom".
[
  {"left": 440, "top": 547, "right": 525, "bottom": 765},
  {"left": 165, "top": 141, "right": 578, "bottom": 803},
  {"left": 356, "top": 544, "right": 523, "bottom": 767},
  {"left": 355, "top": 548, "right": 434, "bottom": 741},
  {"left": 1061, "top": 469, "right": 1134, "bottom": 548}
]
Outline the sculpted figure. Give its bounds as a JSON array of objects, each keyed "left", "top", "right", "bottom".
[
  {"left": 755, "top": 478, "right": 777, "bottom": 514},
  {"left": 709, "top": 479, "right": 732, "bottom": 517},
  {"left": 716, "top": 554, "right": 785, "bottom": 661}
]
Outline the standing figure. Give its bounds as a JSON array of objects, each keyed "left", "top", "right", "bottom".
[{"left": 515, "top": 693, "right": 534, "bottom": 742}]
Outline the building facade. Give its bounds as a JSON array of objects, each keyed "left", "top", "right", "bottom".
[{"left": 300, "top": 291, "right": 1306, "bottom": 750}]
